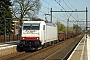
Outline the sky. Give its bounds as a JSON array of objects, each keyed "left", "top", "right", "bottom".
[{"left": 38, "top": 0, "right": 90, "bottom": 30}]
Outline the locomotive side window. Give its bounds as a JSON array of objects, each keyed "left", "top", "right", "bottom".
[{"left": 23, "top": 23, "right": 40, "bottom": 30}]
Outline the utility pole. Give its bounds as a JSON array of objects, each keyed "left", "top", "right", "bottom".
[
  {"left": 67, "top": 18, "right": 69, "bottom": 38},
  {"left": 4, "top": 18, "right": 13, "bottom": 42},
  {"left": 86, "top": 7, "right": 88, "bottom": 38},
  {"left": 51, "top": 8, "right": 52, "bottom": 23},
  {"left": 4, "top": 17, "right": 6, "bottom": 42}
]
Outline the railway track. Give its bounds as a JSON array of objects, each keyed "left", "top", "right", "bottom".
[{"left": 0, "top": 34, "right": 84, "bottom": 60}]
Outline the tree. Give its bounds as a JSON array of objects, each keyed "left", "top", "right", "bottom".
[
  {"left": 55, "top": 20, "right": 65, "bottom": 33},
  {"left": 12, "top": 0, "right": 41, "bottom": 25},
  {"left": 59, "top": 24, "right": 65, "bottom": 32},
  {"left": 73, "top": 24, "right": 82, "bottom": 34},
  {"left": 0, "top": 0, "right": 13, "bottom": 35},
  {"left": 12, "top": 0, "right": 41, "bottom": 36},
  {"left": 55, "top": 20, "right": 61, "bottom": 33},
  {"left": 67, "top": 27, "right": 73, "bottom": 32}
]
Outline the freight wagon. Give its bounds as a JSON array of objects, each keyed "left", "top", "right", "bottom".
[
  {"left": 58, "top": 33, "right": 66, "bottom": 41},
  {"left": 58, "top": 32, "right": 75, "bottom": 41},
  {"left": 17, "top": 20, "right": 58, "bottom": 51}
]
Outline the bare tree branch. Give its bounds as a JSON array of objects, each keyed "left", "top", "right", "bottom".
[{"left": 12, "top": 0, "right": 41, "bottom": 22}]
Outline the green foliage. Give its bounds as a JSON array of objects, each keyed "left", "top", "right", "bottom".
[
  {"left": 59, "top": 24, "right": 65, "bottom": 32},
  {"left": 88, "top": 30, "right": 90, "bottom": 33},
  {"left": 0, "top": 0, "right": 13, "bottom": 35},
  {"left": 55, "top": 20, "right": 74, "bottom": 33},
  {"left": 55, "top": 20, "right": 65, "bottom": 33},
  {"left": 67, "top": 27, "right": 73, "bottom": 32},
  {"left": 73, "top": 24, "right": 82, "bottom": 34}
]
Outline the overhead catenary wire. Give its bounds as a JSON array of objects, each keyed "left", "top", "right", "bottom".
[
  {"left": 54, "top": 0, "right": 86, "bottom": 29},
  {"left": 67, "top": 0, "right": 76, "bottom": 9},
  {"left": 63, "top": 0, "right": 75, "bottom": 25},
  {"left": 42, "top": 0, "right": 85, "bottom": 28},
  {"left": 42, "top": 0, "right": 76, "bottom": 27},
  {"left": 39, "top": 10, "right": 67, "bottom": 23},
  {"left": 63, "top": 0, "right": 73, "bottom": 11},
  {"left": 39, "top": 0, "right": 67, "bottom": 23},
  {"left": 66, "top": 0, "right": 80, "bottom": 20},
  {"left": 54, "top": 0, "right": 70, "bottom": 18},
  {"left": 41, "top": 7, "right": 67, "bottom": 23},
  {"left": 42, "top": 0, "right": 68, "bottom": 20},
  {"left": 43, "top": 0, "right": 79, "bottom": 24},
  {"left": 54, "top": 0, "right": 79, "bottom": 22},
  {"left": 43, "top": 0, "right": 60, "bottom": 10}
]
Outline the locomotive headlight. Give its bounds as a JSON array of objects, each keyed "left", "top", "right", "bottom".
[
  {"left": 36, "top": 37, "right": 40, "bottom": 40},
  {"left": 23, "top": 38, "right": 25, "bottom": 40},
  {"left": 37, "top": 37, "right": 38, "bottom": 40}
]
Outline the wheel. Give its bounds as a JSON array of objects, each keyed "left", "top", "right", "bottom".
[
  {"left": 42, "top": 43, "right": 47, "bottom": 48},
  {"left": 16, "top": 45, "right": 23, "bottom": 52}
]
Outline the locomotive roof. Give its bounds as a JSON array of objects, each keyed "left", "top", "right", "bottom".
[
  {"left": 23, "top": 20, "right": 56, "bottom": 27},
  {"left": 23, "top": 18, "right": 51, "bottom": 23},
  {"left": 23, "top": 20, "right": 53, "bottom": 24}
]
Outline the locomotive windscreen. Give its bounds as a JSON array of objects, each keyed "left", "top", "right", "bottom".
[{"left": 23, "top": 23, "right": 40, "bottom": 30}]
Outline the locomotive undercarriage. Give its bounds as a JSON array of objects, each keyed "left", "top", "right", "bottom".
[{"left": 17, "top": 40, "right": 42, "bottom": 52}]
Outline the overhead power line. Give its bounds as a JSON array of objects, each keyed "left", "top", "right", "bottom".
[
  {"left": 67, "top": 0, "right": 76, "bottom": 9},
  {"left": 66, "top": 0, "right": 80, "bottom": 20},
  {"left": 39, "top": 10, "right": 66, "bottom": 23},
  {"left": 43, "top": 0, "right": 68, "bottom": 19},
  {"left": 40, "top": 0, "right": 67, "bottom": 23},
  {"left": 54, "top": 0, "right": 79, "bottom": 21},
  {"left": 54, "top": 0, "right": 69, "bottom": 17},
  {"left": 43, "top": 0, "right": 60, "bottom": 10},
  {"left": 63, "top": 0, "right": 73, "bottom": 10}
]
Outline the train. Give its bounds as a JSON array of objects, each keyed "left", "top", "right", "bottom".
[
  {"left": 58, "top": 32, "right": 75, "bottom": 41},
  {"left": 17, "top": 20, "right": 58, "bottom": 52},
  {"left": 16, "top": 20, "right": 79, "bottom": 52}
]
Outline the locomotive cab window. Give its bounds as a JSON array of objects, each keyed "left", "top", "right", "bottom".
[
  {"left": 23, "top": 26, "right": 30, "bottom": 30},
  {"left": 23, "top": 23, "right": 40, "bottom": 30},
  {"left": 31, "top": 23, "right": 40, "bottom": 30}
]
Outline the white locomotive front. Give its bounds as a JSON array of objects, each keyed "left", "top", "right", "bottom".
[{"left": 17, "top": 20, "right": 58, "bottom": 51}]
